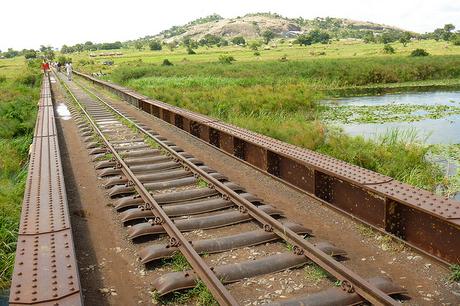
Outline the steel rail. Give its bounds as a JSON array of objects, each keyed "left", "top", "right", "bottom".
[
  {"left": 74, "top": 78, "right": 399, "bottom": 305},
  {"left": 57, "top": 73, "right": 238, "bottom": 306}
]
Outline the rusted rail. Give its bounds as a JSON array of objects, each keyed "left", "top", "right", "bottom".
[
  {"left": 74, "top": 70, "right": 460, "bottom": 266},
  {"left": 60, "top": 73, "right": 405, "bottom": 305},
  {"left": 9, "top": 74, "right": 83, "bottom": 305}
]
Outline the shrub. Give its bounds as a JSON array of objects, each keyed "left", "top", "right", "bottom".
[
  {"left": 218, "top": 55, "right": 235, "bottom": 64},
  {"left": 57, "top": 56, "right": 72, "bottom": 65},
  {"left": 0, "top": 75, "right": 6, "bottom": 83},
  {"left": 254, "top": 51, "right": 261, "bottom": 56},
  {"left": 24, "top": 50, "right": 37, "bottom": 59},
  {"left": 162, "top": 59, "right": 173, "bottom": 66},
  {"left": 383, "top": 44, "right": 395, "bottom": 54},
  {"left": 249, "top": 41, "right": 262, "bottom": 50},
  {"left": 410, "top": 48, "right": 429, "bottom": 57},
  {"left": 187, "top": 47, "right": 196, "bottom": 55},
  {"left": 262, "top": 30, "right": 275, "bottom": 44},
  {"left": 27, "top": 59, "right": 42, "bottom": 69},
  {"left": 452, "top": 35, "right": 460, "bottom": 46},
  {"left": 149, "top": 40, "right": 162, "bottom": 51},
  {"left": 16, "top": 73, "right": 38, "bottom": 87},
  {"left": 231, "top": 36, "right": 246, "bottom": 46},
  {"left": 78, "top": 59, "right": 94, "bottom": 66}
]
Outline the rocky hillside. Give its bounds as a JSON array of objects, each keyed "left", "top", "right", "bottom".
[{"left": 149, "top": 13, "right": 409, "bottom": 43}]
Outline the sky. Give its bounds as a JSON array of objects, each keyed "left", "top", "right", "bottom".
[{"left": 1, "top": 0, "right": 459, "bottom": 50}]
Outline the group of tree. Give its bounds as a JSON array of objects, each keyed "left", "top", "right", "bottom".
[
  {"left": 149, "top": 40, "right": 162, "bottom": 51},
  {"left": 425, "top": 24, "right": 460, "bottom": 45},
  {"left": 429, "top": 24, "right": 456, "bottom": 41},
  {"left": 198, "top": 34, "right": 229, "bottom": 47},
  {"left": 0, "top": 45, "right": 54, "bottom": 60},
  {"left": 60, "top": 41, "right": 123, "bottom": 54},
  {"left": 296, "top": 29, "right": 331, "bottom": 45}
]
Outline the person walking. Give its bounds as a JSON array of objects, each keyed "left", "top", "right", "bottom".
[
  {"left": 41, "top": 60, "right": 49, "bottom": 74},
  {"left": 66, "top": 62, "right": 73, "bottom": 81}
]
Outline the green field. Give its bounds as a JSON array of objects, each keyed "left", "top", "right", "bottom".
[
  {"left": 0, "top": 57, "right": 41, "bottom": 288},
  {"left": 71, "top": 39, "right": 460, "bottom": 193}
]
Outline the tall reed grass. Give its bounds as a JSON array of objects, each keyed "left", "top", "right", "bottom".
[{"left": 0, "top": 63, "right": 41, "bottom": 288}]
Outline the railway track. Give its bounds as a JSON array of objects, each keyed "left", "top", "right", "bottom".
[{"left": 52, "top": 70, "right": 409, "bottom": 305}]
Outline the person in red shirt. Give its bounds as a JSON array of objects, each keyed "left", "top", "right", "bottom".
[{"left": 41, "top": 61, "right": 50, "bottom": 73}]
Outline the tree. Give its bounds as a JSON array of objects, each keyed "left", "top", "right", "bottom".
[
  {"left": 57, "top": 56, "right": 72, "bottom": 65},
  {"left": 297, "top": 30, "right": 330, "bottom": 46},
  {"left": 182, "top": 37, "right": 199, "bottom": 49},
  {"left": 363, "top": 31, "right": 375, "bottom": 43},
  {"left": 431, "top": 24, "right": 456, "bottom": 41},
  {"left": 186, "top": 47, "right": 196, "bottom": 54},
  {"left": 134, "top": 41, "right": 144, "bottom": 50},
  {"left": 217, "top": 39, "right": 228, "bottom": 47},
  {"left": 149, "top": 40, "right": 162, "bottom": 51},
  {"left": 44, "top": 49, "right": 55, "bottom": 60},
  {"left": 399, "top": 32, "right": 412, "bottom": 47},
  {"left": 4, "top": 48, "right": 19, "bottom": 58},
  {"left": 262, "top": 30, "right": 275, "bottom": 44},
  {"left": 199, "top": 34, "right": 221, "bottom": 46},
  {"left": 61, "top": 45, "right": 74, "bottom": 54},
  {"left": 100, "top": 41, "right": 122, "bottom": 50},
  {"left": 24, "top": 49, "right": 37, "bottom": 59},
  {"left": 249, "top": 40, "right": 262, "bottom": 50},
  {"left": 309, "top": 29, "right": 330, "bottom": 44},
  {"left": 231, "top": 36, "right": 246, "bottom": 45},
  {"left": 452, "top": 34, "right": 460, "bottom": 46},
  {"left": 442, "top": 24, "right": 455, "bottom": 41},
  {"left": 444, "top": 24, "right": 455, "bottom": 33},
  {"left": 296, "top": 34, "right": 312, "bottom": 46}
]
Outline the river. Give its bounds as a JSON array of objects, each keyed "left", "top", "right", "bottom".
[
  {"left": 329, "top": 90, "right": 460, "bottom": 144},
  {"left": 325, "top": 89, "right": 460, "bottom": 200}
]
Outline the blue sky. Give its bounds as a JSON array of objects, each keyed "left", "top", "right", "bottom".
[{"left": 1, "top": 0, "right": 459, "bottom": 50}]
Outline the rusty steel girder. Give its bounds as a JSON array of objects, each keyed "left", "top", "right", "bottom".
[{"left": 9, "top": 74, "right": 83, "bottom": 306}]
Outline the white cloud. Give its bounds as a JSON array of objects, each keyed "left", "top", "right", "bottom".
[{"left": 1, "top": 0, "right": 459, "bottom": 50}]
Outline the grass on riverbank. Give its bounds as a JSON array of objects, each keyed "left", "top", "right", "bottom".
[{"left": 0, "top": 57, "right": 41, "bottom": 288}]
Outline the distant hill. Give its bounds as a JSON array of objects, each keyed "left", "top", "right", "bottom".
[{"left": 141, "top": 13, "right": 411, "bottom": 43}]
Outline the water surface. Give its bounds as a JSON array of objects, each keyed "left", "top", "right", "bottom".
[{"left": 330, "top": 91, "right": 460, "bottom": 144}]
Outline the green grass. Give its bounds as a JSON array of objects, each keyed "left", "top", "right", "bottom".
[
  {"left": 304, "top": 264, "right": 329, "bottom": 285},
  {"left": 161, "top": 252, "right": 191, "bottom": 272},
  {"left": 70, "top": 40, "right": 460, "bottom": 194},
  {"left": 0, "top": 57, "right": 41, "bottom": 288},
  {"left": 152, "top": 280, "right": 218, "bottom": 305},
  {"left": 196, "top": 178, "right": 208, "bottom": 188},
  {"left": 156, "top": 252, "right": 217, "bottom": 305},
  {"left": 449, "top": 264, "right": 460, "bottom": 282},
  {"left": 428, "top": 144, "right": 460, "bottom": 197}
]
